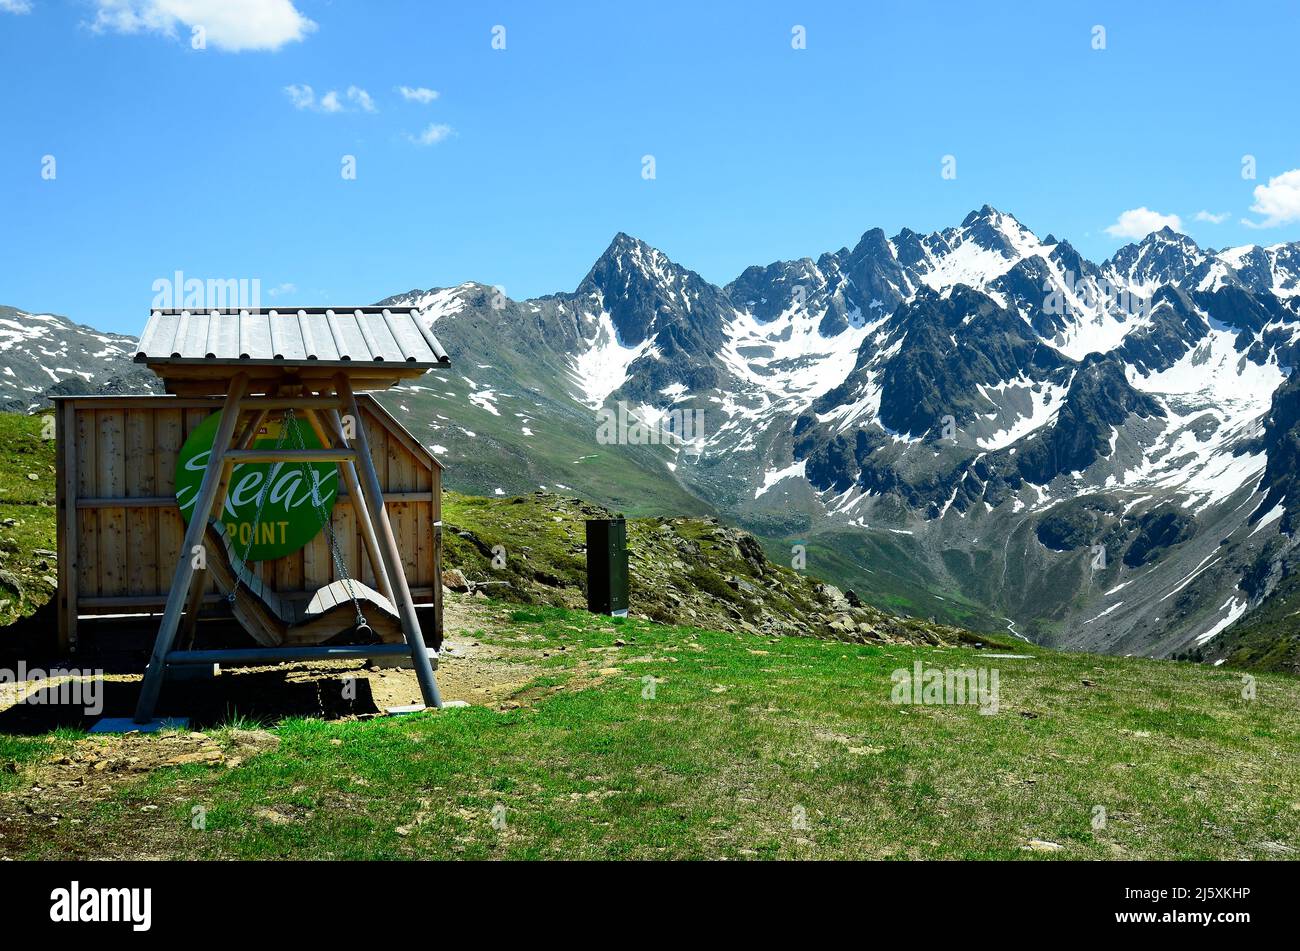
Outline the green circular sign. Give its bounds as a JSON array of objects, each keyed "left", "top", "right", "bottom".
[{"left": 175, "top": 411, "right": 339, "bottom": 562}]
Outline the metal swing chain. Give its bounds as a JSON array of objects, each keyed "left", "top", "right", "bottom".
[{"left": 284, "top": 408, "right": 369, "bottom": 634}]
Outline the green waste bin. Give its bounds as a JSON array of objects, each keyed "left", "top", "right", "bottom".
[{"left": 586, "top": 517, "right": 629, "bottom": 616}]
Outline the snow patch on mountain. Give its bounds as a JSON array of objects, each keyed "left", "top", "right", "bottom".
[
  {"left": 721, "top": 303, "right": 882, "bottom": 409},
  {"left": 1194, "top": 597, "right": 1248, "bottom": 645},
  {"left": 1118, "top": 325, "right": 1283, "bottom": 509},
  {"left": 976, "top": 376, "right": 1072, "bottom": 450},
  {"left": 755, "top": 458, "right": 808, "bottom": 499},
  {"left": 0, "top": 306, "right": 145, "bottom": 410},
  {"left": 568, "top": 310, "right": 657, "bottom": 408}
]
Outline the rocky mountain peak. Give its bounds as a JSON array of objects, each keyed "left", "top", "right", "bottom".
[{"left": 1107, "top": 227, "right": 1208, "bottom": 290}]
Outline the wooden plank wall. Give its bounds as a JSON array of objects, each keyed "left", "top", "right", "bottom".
[{"left": 56, "top": 395, "right": 441, "bottom": 650}]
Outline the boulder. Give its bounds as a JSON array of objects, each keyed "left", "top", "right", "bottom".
[{"left": 442, "top": 568, "right": 471, "bottom": 593}]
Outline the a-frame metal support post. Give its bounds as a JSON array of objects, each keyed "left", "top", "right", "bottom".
[
  {"left": 134, "top": 373, "right": 249, "bottom": 723},
  {"left": 176, "top": 407, "right": 270, "bottom": 650},
  {"left": 334, "top": 374, "right": 442, "bottom": 709}
]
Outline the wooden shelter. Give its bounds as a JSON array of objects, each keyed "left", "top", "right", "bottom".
[
  {"left": 53, "top": 393, "right": 444, "bottom": 649},
  {"left": 60, "top": 306, "right": 452, "bottom": 723}
]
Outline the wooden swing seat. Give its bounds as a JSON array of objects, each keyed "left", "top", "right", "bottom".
[{"left": 204, "top": 521, "right": 403, "bottom": 648}]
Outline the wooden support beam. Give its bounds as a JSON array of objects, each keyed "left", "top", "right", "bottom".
[
  {"left": 308, "top": 405, "right": 394, "bottom": 603},
  {"left": 335, "top": 374, "right": 441, "bottom": 708},
  {"left": 230, "top": 408, "right": 270, "bottom": 455},
  {"left": 223, "top": 448, "right": 356, "bottom": 465},
  {"left": 50, "top": 396, "right": 234, "bottom": 410},
  {"left": 57, "top": 402, "right": 78, "bottom": 652},
  {"left": 432, "top": 462, "right": 443, "bottom": 642},
  {"left": 52, "top": 396, "right": 345, "bottom": 411},
  {"left": 133, "top": 373, "right": 249, "bottom": 723},
  {"left": 242, "top": 396, "right": 347, "bottom": 410}
]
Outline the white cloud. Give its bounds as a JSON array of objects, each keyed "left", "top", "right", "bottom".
[
  {"left": 90, "top": 0, "right": 315, "bottom": 52},
  {"left": 266, "top": 282, "right": 297, "bottom": 298},
  {"left": 285, "top": 84, "right": 375, "bottom": 114},
  {"left": 346, "top": 86, "right": 377, "bottom": 113},
  {"left": 406, "top": 123, "right": 455, "bottom": 146},
  {"left": 1, "top": 0, "right": 33, "bottom": 15},
  {"left": 398, "top": 86, "right": 440, "bottom": 104},
  {"left": 1103, "top": 207, "right": 1183, "bottom": 240},
  {"left": 1194, "top": 210, "right": 1229, "bottom": 224},
  {"left": 1243, "top": 168, "right": 1300, "bottom": 228},
  {"left": 284, "top": 83, "right": 315, "bottom": 109}
]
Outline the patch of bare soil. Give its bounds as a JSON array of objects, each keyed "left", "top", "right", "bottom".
[
  {"left": 36, "top": 727, "right": 279, "bottom": 783},
  {"left": 0, "top": 728, "right": 282, "bottom": 857},
  {"left": 352, "top": 593, "right": 545, "bottom": 711}
]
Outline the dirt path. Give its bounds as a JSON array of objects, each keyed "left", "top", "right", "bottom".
[{"left": 362, "top": 594, "right": 542, "bottom": 710}]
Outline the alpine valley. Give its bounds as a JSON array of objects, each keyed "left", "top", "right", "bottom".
[{"left": 10, "top": 206, "right": 1300, "bottom": 671}]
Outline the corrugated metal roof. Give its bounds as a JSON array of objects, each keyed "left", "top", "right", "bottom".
[{"left": 135, "top": 307, "right": 450, "bottom": 367}]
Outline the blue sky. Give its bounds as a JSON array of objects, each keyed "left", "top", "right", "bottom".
[{"left": 2, "top": 0, "right": 1299, "bottom": 335}]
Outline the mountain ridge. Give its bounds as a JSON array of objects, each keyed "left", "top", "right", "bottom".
[
  {"left": 8, "top": 205, "right": 1300, "bottom": 669},
  {"left": 375, "top": 206, "right": 1300, "bottom": 666}
]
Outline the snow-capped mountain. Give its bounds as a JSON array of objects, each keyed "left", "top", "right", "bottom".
[
  {"left": 381, "top": 208, "right": 1300, "bottom": 665},
  {"left": 11, "top": 208, "right": 1300, "bottom": 667},
  {"left": 0, "top": 306, "right": 158, "bottom": 412}
]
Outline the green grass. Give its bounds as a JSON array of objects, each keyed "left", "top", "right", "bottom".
[
  {"left": 0, "top": 408, "right": 1295, "bottom": 859},
  {"left": 377, "top": 386, "right": 713, "bottom": 518},
  {"left": 1213, "top": 568, "right": 1300, "bottom": 674},
  {"left": 760, "top": 528, "right": 1007, "bottom": 632},
  {"left": 442, "top": 491, "right": 590, "bottom": 597},
  {"left": 439, "top": 490, "right": 846, "bottom": 637},
  {"left": 0, "top": 411, "right": 56, "bottom": 504},
  {"left": 0, "top": 411, "right": 57, "bottom": 624},
  {"left": 4, "top": 603, "right": 1297, "bottom": 859}
]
